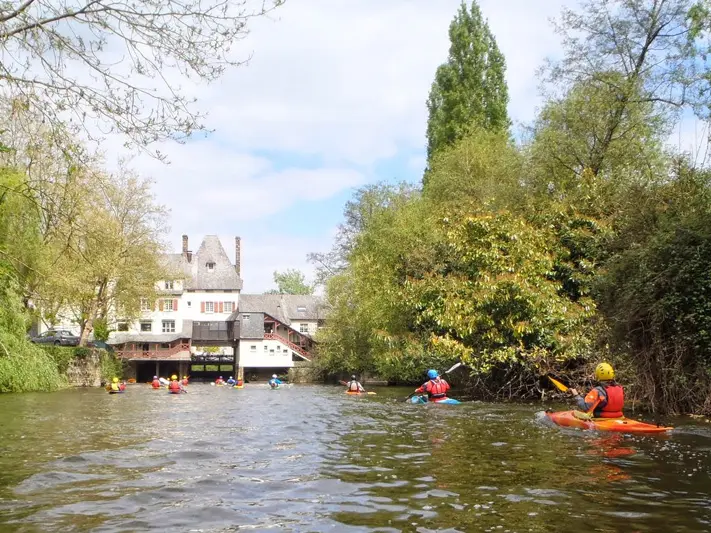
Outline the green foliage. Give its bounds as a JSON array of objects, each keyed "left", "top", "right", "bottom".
[
  {"left": 265, "top": 269, "right": 314, "bottom": 295},
  {"left": 99, "top": 350, "right": 124, "bottom": 383},
  {"left": 0, "top": 265, "right": 65, "bottom": 393},
  {"left": 92, "top": 318, "right": 112, "bottom": 342},
  {"left": 40, "top": 345, "right": 77, "bottom": 374},
  {"left": 426, "top": 0, "right": 509, "bottom": 164}
]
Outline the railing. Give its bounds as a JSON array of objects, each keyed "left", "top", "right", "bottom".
[
  {"left": 115, "top": 343, "right": 191, "bottom": 360},
  {"left": 263, "top": 332, "right": 311, "bottom": 359}
]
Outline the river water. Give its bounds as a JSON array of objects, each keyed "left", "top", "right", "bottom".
[{"left": 0, "top": 385, "right": 710, "bottom": 532}]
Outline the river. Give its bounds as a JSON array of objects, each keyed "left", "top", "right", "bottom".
[{"left": 0, "top": 385, "right": 710, "bottom": 532}]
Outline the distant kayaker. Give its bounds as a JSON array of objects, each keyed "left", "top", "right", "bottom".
[
  {"left": 181, "top": 376, "right": 189, "bottom": 386},
  {"left": 168, "top": 374, "right": 183, "bottom": 393},
  {"left": 215, "top": 376, "right": 225, "bottom": 385},
  {"left": 108, "top": 377, "right": 126, "bottom": 393},
  {"left": 226, "top": 376, "right": 236, "bottom": 386},
  {"left": 415, "top": 369, "right": 450, "bottom": 401},
  {"left": 269, "top": 374, "right": 283, "bottom": 389},
  {"left": 346, "top": 375, "right": 365, "bottom": 393},
  {"left": 568, "top": 363, "right": 624, "bottom": 418},
  {"left": 151, "top": 376, "right": 161, "bottom": 389}
]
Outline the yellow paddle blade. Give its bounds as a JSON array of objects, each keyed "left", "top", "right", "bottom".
[
  {"left": 548, "top": 376, "right": 569, "bottom": 392},
  {"left": 366, "top": 391, "right": 377, "bottom": 395}
]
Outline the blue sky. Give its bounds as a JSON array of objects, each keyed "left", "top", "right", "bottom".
[{"left": 98, "top": 0, "right": 703, "bottom": 293}]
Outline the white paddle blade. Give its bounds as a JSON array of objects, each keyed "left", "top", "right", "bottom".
[{"left": 444, "top": 362, "right": 462, "bottom": 375}]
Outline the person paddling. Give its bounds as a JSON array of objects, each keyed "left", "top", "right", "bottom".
[
  {"left": 151, "top": 375, "right": 161, "bottom": 389},
  {"left": 345, "top": 375, "right": 365, "bottom": 393},
  {"left": 181, "top": 376, "right": 189, "bottom": 386},
  {"left": 168, "top": 374, "right": 184, "bottom": 394},
  {"left": 268, "top": 374, "right": 282, "bottom": 389},
  {"left": 568, "top": 363, "right": 624, "bottom": 418},
  {"left": 108, "top": 377, "right": 126, "bottom": 393},
  {"left": 215, "top": 376, "right": 225, "bottom": 386},
  {"left": 226, "top": 376, "right": 236, "bottom": 386},
  {"left": 414, "top": 369, "right": 450, "bottom": 402}
]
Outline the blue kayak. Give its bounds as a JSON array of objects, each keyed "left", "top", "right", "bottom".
[{"left": 410, "top": 395, "right": 460, "bottom": 405}]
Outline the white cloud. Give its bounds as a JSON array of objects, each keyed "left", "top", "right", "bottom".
[{"left": 96, "top": 0, "right": 575, "bottom": 291}]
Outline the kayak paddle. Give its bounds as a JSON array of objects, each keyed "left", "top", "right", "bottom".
[
  {"left": 405, "top": 362, "right": 463, "bottom": 401},
  {"left": 547, "top": 375, "right": 569, "bottom": 393}
]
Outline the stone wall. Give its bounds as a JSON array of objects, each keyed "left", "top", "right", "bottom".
[
  {"left": 288, "top": 361, "right": 320, "bottom": 383},
  {"left": 65, "top": 352, "right": 102, "bottom": 387}
]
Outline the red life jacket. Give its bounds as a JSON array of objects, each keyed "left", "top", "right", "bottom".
[
  {"left": 151, "top": 379, "right": 161, "bottom": 389},
  {"left": 181, "top": 379, "right": 188, "bottom": 386},
  {"left": 594, "top": 384, "right": 624, "bottom": 418},
  {"left": 424, "top": 379, "right": 449, "bottom": 399},
  {"left": 168, "top": 380, "right": 181, "bottom": 392}
]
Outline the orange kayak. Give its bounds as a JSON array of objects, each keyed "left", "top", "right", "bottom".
[
  {"left": 546, "top": 410, "right": 673, "bottom": 434},
  {"left": 345, "top": 391, "right": 362, "bottom": 395}
]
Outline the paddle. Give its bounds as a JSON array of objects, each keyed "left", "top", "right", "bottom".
[
  {"left": 405, "top": 362, "right": 463, "bottom": 402},
  {"left": 547, "top": 375, "right": 601, "bottom": 417}
]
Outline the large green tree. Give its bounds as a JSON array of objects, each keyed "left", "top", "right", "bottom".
[
  {"left": 425, "top": 1, "right": 509, "bottom": 164},
  {"left": 266, "top": 269, "right": 314, "bottom": 295}
]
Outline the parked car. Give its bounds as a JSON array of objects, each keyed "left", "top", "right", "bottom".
[{"left": 30, "top": 329, "right": 80, "bottom": 346}]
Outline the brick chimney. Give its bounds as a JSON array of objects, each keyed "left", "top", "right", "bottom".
[
  {"left": 182, "top": 234, "right": 192, "bottom": 263},
  {"left": 235, "top": 236, "right": 241, "bottom": 277}
]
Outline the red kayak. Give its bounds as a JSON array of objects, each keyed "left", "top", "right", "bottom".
[{"left": 546, "top": 410, "right": 673, "bottom": 434}]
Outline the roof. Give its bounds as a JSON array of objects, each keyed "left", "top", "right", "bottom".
[
  {"left": 107, "top": 320, "right": 193, "bottom": 345},
  {"left": 162, "top": 236, "right": 243, "bottom": 291},
  {"left": 231, "top": 294, "right": 325, "bottom": 325}
]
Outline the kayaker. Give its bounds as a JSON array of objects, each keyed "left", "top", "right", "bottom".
[
  {"left": 568, "top": 363, "right": 624, "bottom": 418},
  {"left": 181, "top": 376, "right": 189, "bottom": 386},
  {"left": 168, "top": 374, "right": 183, "bottom": 393},
  {"left": 226, "top": 376, "right": 236, "bottom": 386},
  {"left": 151, "top": 376, "right": 161, "bottom": 389},
  {"left": 346, "top": 375, "right": 365, "bottom": 393},
  {"left": 215, "top": 376, "right": 225, "bottom": 385},
  {"left": 269, "top": 374, "right": 283, "bottom": 389},
  {"left": 415, "top": 369, "right": 450, "bottom": 401},
  {"left": 109, "top": 377, "right": 125, "bottom": 392}
]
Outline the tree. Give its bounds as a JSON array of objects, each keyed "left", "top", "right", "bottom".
[
  {"left": 425, "top": 0, "right": 509, "bottom": 164},
  {"left": 0, "top": 0, "right": 284, "bottom": 151},
  {"left": 544, "top": 0, "right": 704, "bottom": 176},
  {"left": 266, "top": 269, "right": 314, "bottom": 295}
]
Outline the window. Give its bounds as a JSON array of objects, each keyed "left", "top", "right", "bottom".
[
  {"left": 269, "top": 349, "right": 275, "bottom": 355},
  {"left": 205, "top": 301, "right": 214, "bottom": 313},
  {"left": 117, "top": 322, "right": 129, "bottom": 332},
  {"left": 242, "top": 314, "right": 250, "bottom": 320},
  {"left": 206, "top": 262, "right": 215, "bottom": 272},
  {"left": 165, "top": 280, "right": 174, "bottom": 290},
  {"left": 140, "top": 298, "right": 150, "bottom": 312},
  {"left": 300, "top": 323, "right": 309, "bottom": 333},
  {"left": 162, "top": 320, "right": 175, "bottom": 333},
  {"left": 283, "top": 349, "right": 288, "bottom": 354},
  {"left": 140, "top": 322, "right": 152, "bottom": 332},
  {"left": 187, "top": 301, "right": 192, "bottom": 307},
  {"left": 297, "top": 306, "right": 307, "bottom": 313},
  {"left": 224, "top": 302, "right": 234, "bottom": 313},
  {"left": 163, "top": 299, "right": 174, "bottom": 312},
  {"left": 264, "top": 345, "right": 268, "bottom": 352},
  {"left": 250, "top": 345, "right": 256, "bottom": 352}
]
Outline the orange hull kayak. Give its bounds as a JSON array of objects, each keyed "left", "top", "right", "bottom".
[
  {"left": 546, "top": 410, "right": 673, "bottom": 434},
  {"left": 345, "top": 391, "right": 362, "bottom": 395}
]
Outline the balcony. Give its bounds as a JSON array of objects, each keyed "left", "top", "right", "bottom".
[{"left": 115, "top": 342, "right": 191, "bottom": 360}]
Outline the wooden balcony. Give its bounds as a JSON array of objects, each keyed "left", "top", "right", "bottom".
[
  {"left": 115, "top": 342, "right": 191, "bottom": 360},
  {"left": 263, "top": 332, "right": 311, "bottom": 359}
]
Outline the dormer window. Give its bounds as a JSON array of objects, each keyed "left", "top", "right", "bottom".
[
  {"left": 165, "top": 280, "right": 174, "bottom": 290},
  {"left": 206, "top": 262, "right": 215, "bottom": 272},
  {"left": 297, "top": 306, "right": 307, "bottom": 313}
]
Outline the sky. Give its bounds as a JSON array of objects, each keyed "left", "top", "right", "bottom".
[{"left": 101, "top": 0, "right": 705, "bottom": 294}]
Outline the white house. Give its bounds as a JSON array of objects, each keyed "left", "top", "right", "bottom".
[{"left": 107, "top": 235, "right": 323, "bottom": 382}]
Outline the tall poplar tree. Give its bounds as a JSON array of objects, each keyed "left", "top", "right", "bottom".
[{"left": 426, "top": 1, "right": 510, "bottom": 164}]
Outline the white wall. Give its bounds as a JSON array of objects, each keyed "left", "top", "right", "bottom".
[
  {"left": 239, "top": 339, "right": 294, "bottom": 368},
  {"left": 289, "top": 320, "right": 319, "bottom": 336}
]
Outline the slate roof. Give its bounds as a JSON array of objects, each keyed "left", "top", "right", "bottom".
[
  {"left": 231, "top": 294, "right": 325, "bottom": 325},
  {"left": 161, "top": 236, "right": 243, "bottom": 291}
]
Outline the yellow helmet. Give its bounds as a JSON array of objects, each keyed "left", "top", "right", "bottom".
[
  {"left": 182, "top": 376, "right": 187, "bottom": 379},
  {"left": 112, "top": 377, "right": 119, "bottom": 383},
  {"left": 171, "top": 375, "right": 178, "bottom": 381},
  {"left": 595, "top": 362, "right": 614, "bottom": 381}
]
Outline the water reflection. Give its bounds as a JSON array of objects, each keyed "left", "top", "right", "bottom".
[{"left": 0, "top": 386, "right": 709, "bottom": 532}]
